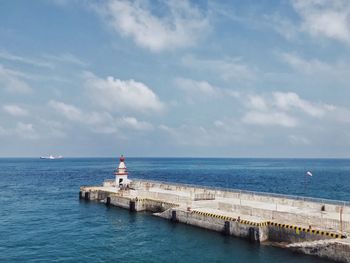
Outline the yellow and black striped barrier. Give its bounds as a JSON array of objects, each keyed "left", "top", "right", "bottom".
[
  {"left": 191, "top": 210, "right": 270, "bottom": 227},
  {"left": 267, "top": 221, "right": 346, "bottom": 239},
  {"left": 190, "top": 210, "right": 346, "bottom": 239}
]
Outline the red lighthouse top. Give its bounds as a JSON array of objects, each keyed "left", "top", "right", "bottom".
[{"left": 115, "top": 155, "right": 128, "bottom": 176}]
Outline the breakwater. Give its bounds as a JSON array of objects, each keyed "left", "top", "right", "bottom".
[{"left": 80, "top": 179, "right": 350, "bottom": 262}]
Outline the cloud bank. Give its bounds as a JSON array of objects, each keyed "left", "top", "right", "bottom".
[
  {"left": 97, "top": 0, "right": 209, "bottom": 52},
  {"left": 292, "top": 0, "right": 350, "bottom": 45}
]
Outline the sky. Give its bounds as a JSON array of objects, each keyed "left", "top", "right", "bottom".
[{"left": 0, "top": 0, "right": 350, "bottom": 158}]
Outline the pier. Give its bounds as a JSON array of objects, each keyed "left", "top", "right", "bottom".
[{"left": 80, "top": 157, "right": 350, "bottom": 262}]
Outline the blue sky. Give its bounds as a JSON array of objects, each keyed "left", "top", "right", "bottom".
[{"left": 0, "top": 0, "right": 350, "bottom": 157}]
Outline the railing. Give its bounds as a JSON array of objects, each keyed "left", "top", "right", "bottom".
[
  {"left": 131, "top": 178, "right": 350, "bottom": 207},
  {"left": 194, "top": 193, "right": 215, "bottom": 201}
]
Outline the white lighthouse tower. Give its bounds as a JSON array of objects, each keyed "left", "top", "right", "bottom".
[{"left": 115, "top": 155, "right": 129, "bottom": 188}]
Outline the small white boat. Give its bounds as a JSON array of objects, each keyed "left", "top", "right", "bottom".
[{"left": 40, "top": 155, "right": 63, "bottom": 160}]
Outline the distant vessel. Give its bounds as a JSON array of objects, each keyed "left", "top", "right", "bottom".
[{"left": 40, "top": 155, "right": 63, "bottom": 160}]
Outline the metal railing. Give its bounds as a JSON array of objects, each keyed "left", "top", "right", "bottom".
[{"left": 130, "top": 178, "right": 350, "bottom": 207}]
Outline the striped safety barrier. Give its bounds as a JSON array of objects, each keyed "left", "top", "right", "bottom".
[
  {"left": 191, "top": 210, "right": 269, "bottom": 226},
  {"left": 191, "top": 210, "right": 346, "bottom": 239},
  {"left": 267, "top": 221, "right": 346, "bottom": 239}
]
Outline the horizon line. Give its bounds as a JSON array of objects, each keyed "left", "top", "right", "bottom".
[{"left": 0, "top": 156, "right": 349, "bottom": 159}]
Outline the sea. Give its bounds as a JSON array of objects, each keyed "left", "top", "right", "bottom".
[{"left": 1, "top": 158, "right": 349, "bottom": 262}]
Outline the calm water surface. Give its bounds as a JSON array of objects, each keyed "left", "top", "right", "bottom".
[{"left": 1, "top": 158, "right": 349, "bottom": 262}]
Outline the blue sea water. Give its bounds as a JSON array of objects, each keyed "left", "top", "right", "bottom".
[{"left": 1, "top": 158, "right": 349, "bottom": 262}]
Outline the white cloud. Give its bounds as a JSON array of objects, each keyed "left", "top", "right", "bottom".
[
  {"left": 38, "top": 119, "right": 66, "bottom": 138},
  {"left": 159, "top": 120, "right": 261, "bottom": 147},
  {"left": 42, "top": 53, "right": 88, "bottom": 67},
  {"left": 3, "top": 104, "right": 28, "bottom": 117},
  {"left": 273, "top": 92, "right": 327, "bottom": 118},
  {"left": 182, "top": 55, "right": 255, "bottom": 82},
  {"left": 175, "top": 78, "right": 240, "bottom": 105},
  {"left": 0, "top": 50, "right": 53, "bottom": 68},
  {"left": 0, "top": 64, "right": 32, "bottom": 94},
  {"left": 288, "top": 135, "right": 311, "bottom": 145},
  {"left": 0, "top": 50, "right": 87, "bottom": 74},
  {"left": 48, "top": 100, "right": 83, "bottom": 121},
  {"left": 176, "top": 78, "right": 220, "bottom": 97},
  {"left": 279, "top": 52, "right": 350, "bottom": 87},
  {"left": 263, "top": 13, "right": 299, "bottom": 40},
  {"left": 244, "top": 92, "right": 333, "bottom": 118},
  {"left": 292, "top": 0, "right": 350, "bottom": 45},
  {"left": 0, "top": 120, "right": 37, "bottom": 140},
  {"left": 0, "top": 122, "right": 37, "bottom": 139},
  {"left": 84, "top": 72, "right": 164, "bottom": 113},
  {"left": 242, "top": 111, "right": 298, "bottom": 127},
  {"left": 174, "top": 78, "right": 335, "bottom": 127},
  {"left": 97, "top": 0, "right": 209, "bottom": 52},
  {"left": 241, "top": 91, "right": 335, "bottom": 127},
  {"left": 49, "top": 100, "right": 116, "bottom": 132},
  {"left": 49, "top": 99, "right": 154, "bottom": 134},
  {"left": 15, "top": 122, "right": 38, "bottom": 139},
  {"left": 159, "top": 124, "right": 212, "bottom": 146},
  {"left": 119, "top": 116, "right": 153, "bottom": 131},
  {"left": 214, "top": 120, "right": 224, "bottom": 127},
  {"left": 86, "top": 111, "right": 115, "bottom": 126},
  {"left": 280, "top": 52, "right": 332, "bottom": 74},
  {"left": 246, "top": 95, "right": 268, "bottom": 111},
  {"left": 254, "top": 1, "right": 350, "bottom": 46},
  {"left": 327, "top": 106, "right": 350, "bottom": 124}
]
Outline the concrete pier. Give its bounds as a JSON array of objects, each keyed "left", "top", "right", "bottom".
[{"left": 80, "top": 179, "right": 350, "bottom": 262}]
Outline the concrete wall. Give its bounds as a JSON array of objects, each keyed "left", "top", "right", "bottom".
[
  {"left": 218, "top": 202, "right": 350, "bottom": 233},
  {"left": 110, "top": 195, "right": 130, "bottom": 210},
  {"left": 268, "top": 225, "right": 332, "bottom": 243},
  {"left": 132, "top": 180, "right": 350, "bottom": 232},
  {"left": 176, "top": 210, "right": 227, "bottom": 233},
  {"left": 162, "top": 207, "right": 347, "bottom": 260},
  {"left": 136, "top": 199, "right": 176, "bottom": 213},
  {"left": 136, "top": 190, "right": 189, "bottom": 203},
  {"left": 80, "top": 189, "right": 99, "bottom": 201},
  {"left": 157, "top": 208, "right": 269, "bottom": 242}
]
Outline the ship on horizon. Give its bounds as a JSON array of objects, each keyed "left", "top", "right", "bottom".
[{"left": 40, "top": 155, "right": 63, "bottom": 160}]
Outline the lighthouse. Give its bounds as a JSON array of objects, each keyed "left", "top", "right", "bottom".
[{"left": 115, "top": 155, "right": 129, "bottom": 188}]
